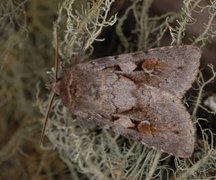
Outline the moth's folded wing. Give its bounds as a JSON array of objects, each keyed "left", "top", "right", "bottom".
[
  {"left": 86, "top": 45, "right": 200, "bottom": 98},
  {"left": 141, "top": 45, "right": 200, "bottom": 97},
  {"left": 98, "top": 86, "right": 195, "bottom": 158}
]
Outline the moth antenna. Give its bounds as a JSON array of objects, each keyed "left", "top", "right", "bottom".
[
  {"left": 40, "top": 93, "right": 56, "bottom": 146},
  {"left": 54, "top": 22, "right": 59, "bottom": 82},
  {"left": 40, "top": 23, "right": 59, "bottom": 146}
]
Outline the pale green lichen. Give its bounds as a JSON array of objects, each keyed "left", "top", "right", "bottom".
[
  {"left": 56, "top": 0, "right": 117, "bottom": 59},
  {"left": 116, "top": 0, "right": 177, "bottom": 52},
  {"left": 192, "top": 0, "right": 216, "bottom": 47},
  {"left": 168, "top": 0, "right": 202, "bottom": 46}
]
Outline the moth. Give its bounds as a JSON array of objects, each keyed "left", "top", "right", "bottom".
[{"left": 41, "top": 45, "right": 201, "bottom": 158}]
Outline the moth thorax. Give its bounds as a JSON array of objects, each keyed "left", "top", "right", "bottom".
[{"left": 51, "top": 81, "right": 61, "bottom": 95}]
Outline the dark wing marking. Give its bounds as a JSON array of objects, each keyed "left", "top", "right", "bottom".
[{"left": 84, "top": 45, "right": 200, "bottom": 97}]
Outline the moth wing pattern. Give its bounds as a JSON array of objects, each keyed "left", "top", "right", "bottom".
[
  {"left": 75, "top": 85, "right": 194, "bottom": 158},
  {"left": 85, "top": 45, "right": 201, "bottom": 98},
  {"left": 57, "top": 45, "right": 200, "bottom": 158}
]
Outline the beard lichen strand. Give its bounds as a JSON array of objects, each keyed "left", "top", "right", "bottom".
[{"left": 67, "top": 70, "right": 74, "bottom": 107}]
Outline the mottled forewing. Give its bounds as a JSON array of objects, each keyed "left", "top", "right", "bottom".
[
  {"left": 59, "top": 45, "right": 200, "bottom": 158},
  {"left": 86, "top": 45, "right": 200, "bottom": 97}
]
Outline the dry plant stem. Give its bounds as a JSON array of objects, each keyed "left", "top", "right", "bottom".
[
  {"left": 192, "top": 65, "right": 216, "bottom": 118},
  {"left": 145, "top": 150, "right": 162, "bottom": 180}
]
